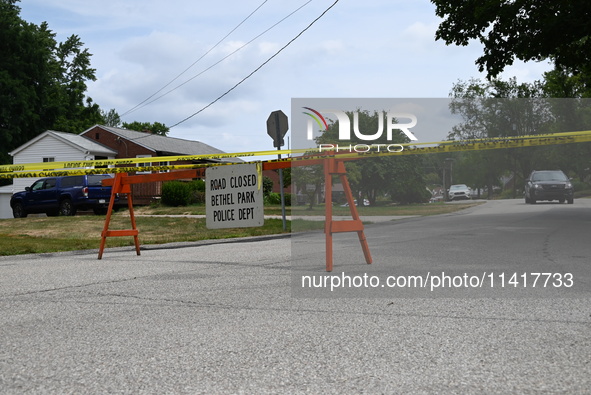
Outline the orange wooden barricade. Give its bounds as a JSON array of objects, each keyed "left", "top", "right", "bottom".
[
  {"left": 97, "top": 159, "right": 372, "bottom": 272},
  {"left": 98, "top": 169, "right": 205, "bottom": 259},
  {"left": 98, "top": 173, "right": 139, "bottom": 259},
  {"left": 323, "top": 157, "right": 372, "bottom": 271}
]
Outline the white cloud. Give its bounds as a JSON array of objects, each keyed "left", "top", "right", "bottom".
[{"left": 19, "top": 0, "right": 552, "bottom": 156}]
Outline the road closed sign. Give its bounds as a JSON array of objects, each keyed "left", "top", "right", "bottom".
[{"left": 206, "top": 163, "right": 264, "bottom": 229}]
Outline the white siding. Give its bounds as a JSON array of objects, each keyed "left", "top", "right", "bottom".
[
  {"left": 11, "top": 134, "right": 87, "bottom": 192},
  {"left": 0, "top": 187, "right": 14, "bottom": 219}
]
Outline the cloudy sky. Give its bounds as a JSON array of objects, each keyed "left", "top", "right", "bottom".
[{"left": 19, "top": 0, "right": 552, "bottom": 157}]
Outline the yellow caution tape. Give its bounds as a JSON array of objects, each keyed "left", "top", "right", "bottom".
[
  {"left": 1, "top": 130, "right": 591, "bottom": 179},
  {"left": 256, "top": 162, "right": 263, "bottom": 191},
  {"left": 289, "top": 130, "right": 591, "bottom": 161},
  {"left": 0, "top": 149, "right": 292, "bottom": 173},
  {"left": 0, "top": 162, "right": 243, "bottom": 179}
]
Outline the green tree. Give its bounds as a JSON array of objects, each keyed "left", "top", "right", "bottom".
[
  {"left": 291, "top": 164, "right": 323, "bottom": 209},
  {"left": 317, "top": 110, "right": 429, "bottom": 205},
  {"left": 101, "top": 108, "right": 121, "bottom": 127},
  {"left": 448, "top": 78, "right": 591, "bottom": 190},
  {"left": 1, "top": 0, "right": 56, "bottom": 164},
  {"left": 448, "top": 78, "right": 554, "bottom": 197},
  {"left": 1, "top": 0, "right": 100, "bottom": 165},
  {"left": 432, "top": 0, "right": 591, "bottom": 83},
  {"left": 121, "top": 121, "right": 170, "bottom": 136},
  {"left": 51, "top": 34, "right": 101, "bottom": 133}
]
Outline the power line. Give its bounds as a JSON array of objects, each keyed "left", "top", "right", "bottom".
[
  {"left": 121, "top": 0, "right": 269, "bottom": 117},
  {"left": 170, "top": 0, "right": 340, "bottom": 129},
  {"left": 125, "top": 0, "right": 313, "bottom": 116}
]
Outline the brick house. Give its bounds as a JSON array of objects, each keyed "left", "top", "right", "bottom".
[{"left": 80, "top": 125, "right": 235, "bottom": 204}]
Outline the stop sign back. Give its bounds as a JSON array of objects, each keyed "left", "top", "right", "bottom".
[{"left": 267, "top": 110, "right": 288, "bottom": 148}]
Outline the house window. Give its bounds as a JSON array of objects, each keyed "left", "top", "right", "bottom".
[
  {"left": 159, "top": 161, "right": 170, "bottom": 173},
  {"left": 43, "top": 157, "right": 55, "bottom": 162},
  {"left": 136, "top": 155, "right": 152, "bottom": 174},
  {"left": 95, "top": 133, "right": 100, "bottom": 140},
  {"left": 94, "top": 155, "right": 108, "bottom": 169}
]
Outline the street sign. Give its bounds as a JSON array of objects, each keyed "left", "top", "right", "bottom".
[
  {"left": 206, "top": 164, "right": 264, "bottom": 229},
  {"left": 266, "top": 110, "right": 289, "bottom": 230},
  {"left": 266, "top": 110, "right": 288, "bottom": 148}
]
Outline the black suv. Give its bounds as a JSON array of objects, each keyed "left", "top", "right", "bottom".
[{"left": 524, "top": 170, "right": 574, "bottom": 204}]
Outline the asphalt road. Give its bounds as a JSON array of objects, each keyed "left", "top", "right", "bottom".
[{"left": 1, "top": 199, "right": 590, "bottom": 394}]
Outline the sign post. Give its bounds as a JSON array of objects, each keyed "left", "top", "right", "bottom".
[
  {"left": 266, "top": 110, "right": 289, "bottom": 230},
  {"left": 206, "top": 164, "right": 264, "bottom": 229}
]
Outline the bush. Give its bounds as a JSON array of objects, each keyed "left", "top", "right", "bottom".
[
  {"left": 263, "top": 176, "right": 273, "bottom": 197},
  {"left": 187, "top": 179, "right": 206, "bottom": 204},
  {"left": 498, "top": 188, "right": 518, "bottom": 199},
  {"left": 264, "top": 192, "right": 291, "bottom": 205},
  {"left": 572, "top": 180, "right": 589, "bottom": 192},
  {"left": 189, "top": 179, "right": 206, "bottom": 192},
  {"left": 161, "top": 181, "right": 192, "bottom": 206},
  {"left": 391, "top": 187, "right": 431, "bottom": 204}
]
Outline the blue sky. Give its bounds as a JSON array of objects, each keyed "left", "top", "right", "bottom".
[{"left": 18, "top": 0, "right": 552, "bottom": 156}]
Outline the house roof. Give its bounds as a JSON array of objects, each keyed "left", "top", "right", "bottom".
[
  {"left": 87, "top": 125, "right": 227, "bottom": 157},
  {"left": 9, "top": 130, "right": 117, "bottom": 157}
]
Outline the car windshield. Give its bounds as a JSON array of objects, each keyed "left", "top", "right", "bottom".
[
  {"left": 531, "top": 171, "right": 567, "bottom": 182},
  {"left": 450, "top": 185, "right": 467, "bottom": 190}
]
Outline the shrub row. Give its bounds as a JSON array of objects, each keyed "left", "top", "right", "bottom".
[
  {"left": 162, "top": 179, "right": 291, "bottom": 206},
  {"left": 161, "top": 180, "right": 205, "bottom": 206},
  {"left": 264, "top": 192, "right": 292, "bottom": 205}
]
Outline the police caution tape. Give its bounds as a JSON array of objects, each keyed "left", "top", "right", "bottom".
[
  {"left": 304, "top": 130, "right": 591, "bottom": 160},
  {"left": 267, "top": 130, "right": 591, "bottom": 166},
  {"left": 0, "top": 162, "right": 244, "bottom": 179},
  {"left": 0, "top": 148, "right": 292, "bottom": 173},
  {"left": 2, "top": 130, "right": 591, "bottom": 179}
]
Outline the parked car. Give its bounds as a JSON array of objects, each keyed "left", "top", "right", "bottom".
[
  {"left": 524, "top": 170, "right": 573, "bottom": 204},
  {"left": 448, "top": 184, "right": 472, "bottom": 201},
  {"left": 10, "top": 174, "right": 115, "bottom": 218},
  {"left": 340, "top": 199, "right": 370, "bottom": 207}
]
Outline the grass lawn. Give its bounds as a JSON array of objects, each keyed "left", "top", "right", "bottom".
[
  {"left": 0, "top": 201, "right": 481, "bottom": 256},
  {"left": 133, "top": 201, "right": 483, "bottom": 217},
  {"left": 0, "top": 214, "right": 290, "bottom": 256}
]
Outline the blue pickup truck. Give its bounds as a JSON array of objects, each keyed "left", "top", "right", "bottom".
[{"left": 10, "top": 174, "right": 115, "bottom": 218}]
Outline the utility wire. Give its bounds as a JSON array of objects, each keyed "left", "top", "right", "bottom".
[
  {"left": 121, "top": 0, "right": 269, "bottom": 117},
  {"left": 170, "top": 0, "right": 340, "bottom": 129},
  {"left": 126, "top": 0, "right": 313, "bottom": 116}
]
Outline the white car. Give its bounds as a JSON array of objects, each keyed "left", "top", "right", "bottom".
[
  {"left": 340, "top": 199, "right": 370, "bottom": 207},
  {"left": 448, "top": 184, "right": 471, "bottom": 201}
]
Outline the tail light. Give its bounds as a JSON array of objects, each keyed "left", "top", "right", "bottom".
[{"left": 82, "top": 186, "right": 88, "bottom": 197}]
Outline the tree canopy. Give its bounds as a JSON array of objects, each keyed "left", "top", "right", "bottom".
[
  {"left": 432, "top": 0, "right": 591, "bottom": 86},
  {"left": 316, "top": 110, "right": 430, "bottom": 205},
  {"left": 0, "top": 0, "right": 170, "bottom": 169},
  {"left": 121, "top": 121, "right": 170, "bottom": 136},
  {"left": 0, "top": 0, "right": 100, "bottom": 164},
  {"left": 446, "top": 78, "right": 591, "bottom": 194}
]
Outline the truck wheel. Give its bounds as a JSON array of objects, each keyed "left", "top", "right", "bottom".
[
  {"left": 12, "top": 202, "right": 27, "bottom": 218},
  {"left": 59, "top": 199, "right": 77, "bottom": 216}
]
